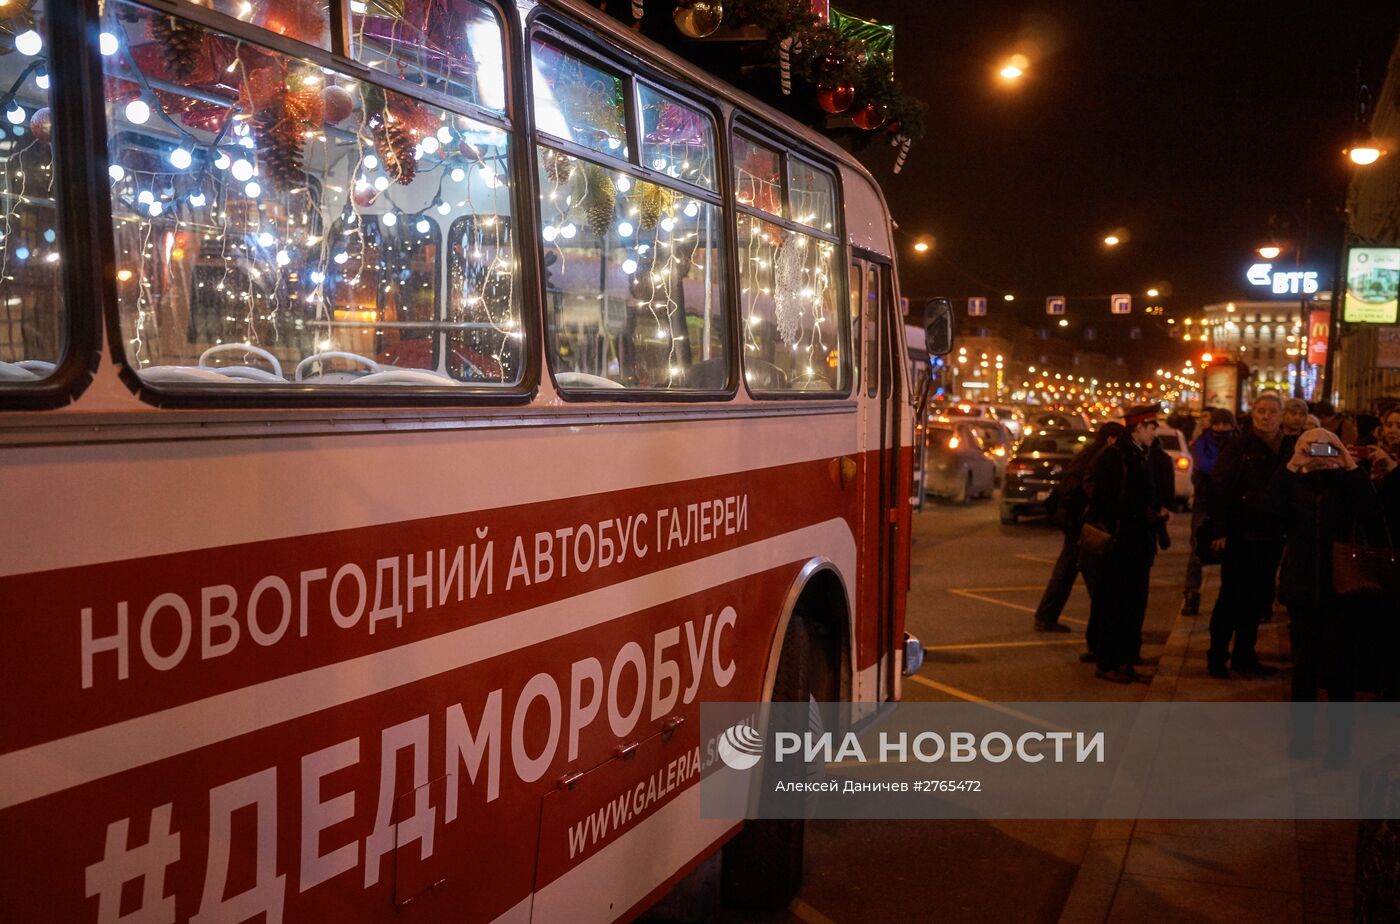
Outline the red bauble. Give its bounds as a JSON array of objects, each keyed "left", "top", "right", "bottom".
[
  {"left": 351, "top": 182, "right": 378, "bottom": 209},
  {"left": 884, "top": 119, "right": 902, "bottom": 135},
  {"left": 321, "top": 85, "right": 353, "bottom": 124},
  {"left": 30, "top": 107, "right": 52, "bottom": 144},
  {"left": 851, "top": 102, "right": 887, "bottom": 130},
  {"left": 816, "top": 84, "right": 855, "bottom": 114}
]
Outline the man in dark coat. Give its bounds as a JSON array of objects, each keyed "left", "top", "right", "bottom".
[
  {"left": 1182, "top": 409, "right": 1237, "bottom": 615},
  {"left": 1204, "top": 393, "right": 1296, "bottom": 678},
  {"left": 1086, "top": 405, "right": 1165, "bottom": 683}
]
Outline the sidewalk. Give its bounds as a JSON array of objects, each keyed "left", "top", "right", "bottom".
[{"left": 1058, "top": 600, "right": 1358, "bottom": 923}]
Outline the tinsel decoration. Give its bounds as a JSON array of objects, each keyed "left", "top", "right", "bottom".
[
  {"left": 772, "top": 235, "right": 805, "bottom": 345},
  {"left": 544, "top": 149, "right": 574, "bottom": 186},
  {"left": 581, "top": 163, "right": 616, "bottom": 238},
  {"left": 149, "top": 13, "right": 205, "bottom": 82},
  {"left": 362, "top": 85, "right": 416, "bottom": 186},
  {"left": 635, "top": 180, "right": 675, "bottom": 230},
  {"left": 253, "top": 90, "right": 305, "bottom": 191}
]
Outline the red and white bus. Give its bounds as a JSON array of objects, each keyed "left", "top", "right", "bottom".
[{"left": 0, "top": 0, "right": 944, "bottom": 919}]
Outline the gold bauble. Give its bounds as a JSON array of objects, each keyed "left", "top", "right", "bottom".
[{"left": 673, "top": 0, "right": 722, "bottom": 39}]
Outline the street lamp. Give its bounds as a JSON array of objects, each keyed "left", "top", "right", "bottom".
[
  {"left": 1146, "top": 287, "right": 1160, "bottom": 298},
  {"left": 1003, "top": 294, "right": 1015, "bottom": 302},
  {"left": 1103, "top": 235, "right": 1120, "bottom": 247},
  {"left": 1257, "top": 244, "right": 1282, "bottom": 259},
  {"left": 998, "top": 53, "right": 1029, "bottom": 84}
]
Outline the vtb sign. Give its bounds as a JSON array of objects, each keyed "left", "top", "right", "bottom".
[{"left": 1246, "top": 263, "right": 1319, "bottom": 296}]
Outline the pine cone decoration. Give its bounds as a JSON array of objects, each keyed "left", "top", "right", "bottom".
[
  {"left": 544, "top": 150, "right": 573, "bottom": 186},
  {"left": 150, "top": 13, "right": 204, "bottom": 82},
  {"left": 361, "top": 84, "right": 416, "bottom": 186},
  {"left": 254, "top": 102, "right": 305, "bottom": 192},
  {"left": 581, "top": 164, "right": 616, "bottom": 238},
  {"left": 636, "top": 181, "right": 675, "bottom": 231}
]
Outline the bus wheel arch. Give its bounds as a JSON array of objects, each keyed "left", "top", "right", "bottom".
[{"left": 759, "top": 558, "right": 850, "bottom": 707}]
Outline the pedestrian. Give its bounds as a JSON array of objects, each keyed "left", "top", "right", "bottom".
[
  {"left": 1181, "top": 408, "right": 1236, "bottom": 615},
  {"left": 1311, "top": 400, "right": 1359, "bottom": 445},
  {"left": 1365, "top": 406, "right": 1400, "bottom": 532},
  {"left": 1085, "top": 406, "right": 1167, "bottom": 683},
  {"left": 1269, "top": 429, "right": 1381, "bottom": 762},
  {"left": 1282, "top": 398, "right": 1309, "bottom": 437},
  {"left": 1204, "top": 393, "right": 1296, "bottom": 678},
  {"left": 1032, "top": 422, "right": 1126, "bottom": 633}
]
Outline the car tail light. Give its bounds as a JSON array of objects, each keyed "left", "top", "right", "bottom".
[
  {"left": 948, "top": 436, "right": 960, "bottom": 449},
  {"left": 1176, "top": 456, "right": 1190, "bottom": 470},
  {"left": 1008, "top": 461, "right": 1036, "bottom": 476}
]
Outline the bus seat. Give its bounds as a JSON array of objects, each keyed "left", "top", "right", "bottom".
[
  {"left": 352, "top": 369, "right": 462, "bottom": 386},
  {"left": 555, "top": 371, "right": 626, "bottom": 389}
]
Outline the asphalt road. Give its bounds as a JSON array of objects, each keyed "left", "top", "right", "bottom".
[{"left": 648, "top": 491, "right": 1193, "bottom": 924}]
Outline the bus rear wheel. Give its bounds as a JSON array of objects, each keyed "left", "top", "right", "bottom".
[{"left": 720, "top": 613, "right": 811, "bottom": 911}]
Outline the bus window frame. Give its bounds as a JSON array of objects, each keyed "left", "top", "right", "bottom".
[
  {"left": 91, "top": 0, "right": 542, "bottom": 409},
  {"left": 0, "top": 0, "right": 103, "bottom": 411},
  {"left": 526, "top": 12, "right": 738, "bottom": 402},
  {"left": 729, "top": 116, "right": 851, "bottom": 401}
]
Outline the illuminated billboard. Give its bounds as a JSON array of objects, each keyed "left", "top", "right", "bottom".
[{"left": 1343, "top": 246, "right": 1400, "bottom": 324}]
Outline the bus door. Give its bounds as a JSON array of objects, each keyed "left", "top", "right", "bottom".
[{"left": 853, "top": 254, "right": 903, "bottom": 700}]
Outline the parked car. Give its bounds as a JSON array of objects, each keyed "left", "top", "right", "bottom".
[
  {"left": 1026, "top": 410, "right": 1091, "bottom": 432},
  {"left": 1000, "top": 428, "right": 1093, "bottom": 524},
  {"left": 952, "top": 416, "right": 1014, "bottom": 485},
  {"left": 925, "top": 422, "right": 997, "bottom": 503},
  {"left": 1154, "top": 424, "right": 1194, "bottom": 509}
]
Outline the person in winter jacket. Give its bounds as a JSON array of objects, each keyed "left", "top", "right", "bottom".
[
  {"left": 1032, "top": 422, "right": 1126, "bottom": 632},
  {"left": 1181, "top": 409, "right": 1236, "bottom": 615},
  {"left": 1269, "top": 428, "right": 1381, "bottom": 761},
  {"left": 1086, "top": 406, "right": 1167, "bottom": 683},
  {"left": 1204, "top": 393, "right": 1296, "bottom": 678}
]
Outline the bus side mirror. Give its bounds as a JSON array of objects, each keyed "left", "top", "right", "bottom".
[{"left": 923, "top": 298, "right": 954, "bottom": 356}]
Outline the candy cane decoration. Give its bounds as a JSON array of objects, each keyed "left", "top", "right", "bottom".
[
  {"left": 632, "top": 0, "right": 644, "bottom": 22},
  {"left": 893, "top": 136, "right": 911, "bottom": 174},
  {"left": 779, "top": 36, "right": 793, "bottom": 95}
]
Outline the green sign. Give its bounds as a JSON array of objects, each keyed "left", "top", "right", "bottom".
[{"left": 1344, "top": 246, "right": 1400, "bottom": 324}]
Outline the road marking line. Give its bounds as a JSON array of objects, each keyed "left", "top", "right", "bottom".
[
  {"left": 906, "top": 675, "right": 1071, "bottom": 732},
  {"left": 925, "top": 638, "right": 1085, "bottom": 652},
  {"left": 954, "top": 584, "right": 1057, "bottom": 592},
  {"left": 945, "top": 588, "right": 1087, "bottom": 626},
  {"left": 1016, "top": 553, "right": 1060, "bottom": 564},
  {"left": 792, "top": 899, "right": 839, "bottom": 924}
]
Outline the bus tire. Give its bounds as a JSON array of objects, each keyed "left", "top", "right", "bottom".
[{"left": 720, "top": 613, "right": 811, "bottom": 911}]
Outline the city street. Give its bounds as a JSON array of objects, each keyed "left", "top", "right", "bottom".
[{"left": 649, "top": 494, "right": 1194, "bottom": 924}]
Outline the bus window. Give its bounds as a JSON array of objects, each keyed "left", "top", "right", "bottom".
[
  {"left": 638, "top": 84, "right": 715, "bottom": 190},
  {"left": 0, "top": 0, "right": 63, "bottom": 386},
  {"left": 732, "top": 135, "right": 783, "bottom": 219},
  {"left": 101, "top": 0, "right": 520, "bottom": 388},
  {"left": 738, "top": 216, "right": 842, "bottom": 392},
  {"left": 789, "top": 157, "right": 835, "bottom": 235},
  {"left": 447, "top": 214, "right": 523, "bottom": 382},
  {"left": 197, "top": 0, "right": 332, "bottom": 49},
  {"left": 353, "top": 0, "right": 507, "bottom": 113},
  {"left": 537, "top": 147, "right": 727, "bottom": 390},
  {"left": 530, "top": 38, "right": 628, "bottom": 158}
]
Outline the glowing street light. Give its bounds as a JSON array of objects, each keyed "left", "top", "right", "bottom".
[
  {"left": 913, "top": 241, "right": 930, "bottom": 253},
  {"left": 1103, "top": 234, "right": 1120, "bottom": 247},
  {"left": 1257, "top": 245, "right": 1282, "bottom": 259},
  {"left": 1058, "top": 318, "right": 1069, "bottom": 327},
  {"left": 1146, "top": 287, "right": 1160, "bottom": 298},
  {"left": 998, "top": 54, "right": 1029, "bottom": 83},
  {"left": 1345, "top": 138, "right": 1385, "bottom": 166}
]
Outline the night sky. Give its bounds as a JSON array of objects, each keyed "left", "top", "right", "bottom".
[{"left": 847, "top": 0, "right": 1400, "bottom": 335}]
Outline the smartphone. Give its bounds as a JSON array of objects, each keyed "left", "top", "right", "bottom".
[{"left": 1306, "top": 442, "right": 1340, "bottom": 457}]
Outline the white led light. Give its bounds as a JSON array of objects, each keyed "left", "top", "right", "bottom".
[
  {"left": 35, "top": 73, "right": 49, "bottom": 90},
  {"left": 435, "top": 201, "right": 451, "bottom": 215},
  {"left": 148, "top": 201, "right": 163, "bottom": 216},
  {"left": 276, "top": 250, "right": 291, "bottom": 266},
  {"left": 607, "top": 137, "right": 622, "bottom": 150},
  {"left": 420, "top": 136, "right": 440, "bottom": 155},
  {"left": 230, "top": 158, "right": 254, "bottom": 181},
  {"left": 238, "top": 136, "right": 255, "bottom": 149},
  {"left": 660, "top": 217, "right": 674, "bottom": 232},
  {"left": 450, "top": 167, "right": 466, "bottom": 182},
  {"left": 258, "top": 231, "right": 275, "bottom": 247},
  {"left": 683, "top": 201, "right": 699, "bottom": 218},
  {"left": 244, "top": 181, "right": 261, "bottom": 198},
  {"left": 415, "top": 218, "right": 430, "bottom": 233},
  {"left": 15, "top": 29, "right": 43, "bottom": 57},
  {"left": 381, "top": 212, "right": 397, "bottom": 227},
  {"left": 6, "top": 106, "right": 24, "bottom": 125},
  {"left": 437, "top": 126, "right": 453, "bottom": 144},
  {"left": 333, "top": 252, "right": 349, "bottom": 264},
  {"left": 168, "top": 147, "right": 192, "bottom": 170},
  {"left": 137, "top": 190, "right": 154, "bottom": 206},
  {"left": 214, "top": 152, "right": 231, "bottom": 170},
  {"left": 124, "top": 99, "right": 151, "bottom": 125},
  {"left": 189, "top": 192, "right": 207, "bottom": 207},
  {"left": 542, "top": 226, "right": 558, "bottom": 243},
  {"left": 615, "top": 176, "right": 632, "bottom": 193},
  {"left": 560, "top": 223, "right": 577, "bottom": 239},
  {"left": 622, "top": 258, "right": 638, "bottom": 274},
  {"left": 617, "top": 222, "right": 633, "bottom": 238},
  {"left": 363, "top": 154, "right": 378, "bottom": 169},
  {"left": 373, "top": 176, "right": 390, "bottom": 191},
  {"left": 310, "top": 270, "right": 326, "bottom": 284},
  {"left": 99, "top": 31, "right": 119, "bottom": 56}
]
